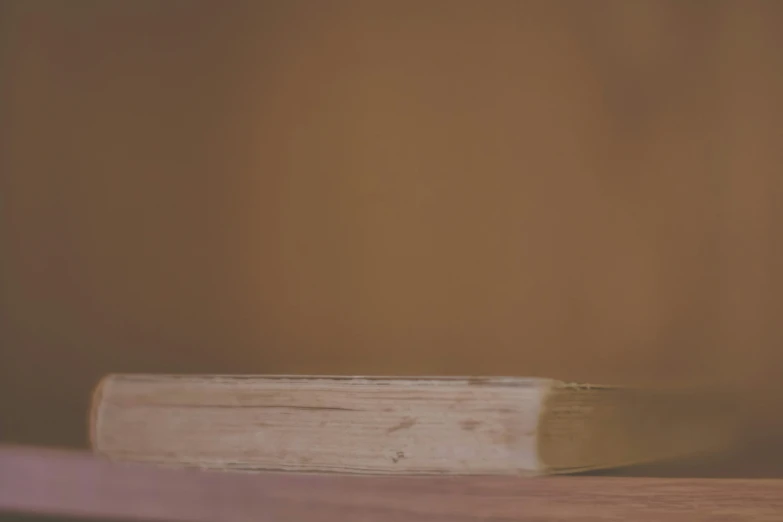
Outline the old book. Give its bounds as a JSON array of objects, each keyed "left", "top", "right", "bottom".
[{"left": 89, "top": 374, "right": 739, "bottom": 476}]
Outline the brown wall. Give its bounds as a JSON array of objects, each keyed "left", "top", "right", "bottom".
[{"left": 2, "top": 1, "right": 782, "bottom": 475}]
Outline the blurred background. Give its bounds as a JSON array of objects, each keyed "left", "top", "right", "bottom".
[{"left": 1, "top": 0, "right": 782, "bottom": 476}]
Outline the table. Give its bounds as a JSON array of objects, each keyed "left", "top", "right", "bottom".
[{"left": 2, "top": 444, "right": 782, "bottom": 521}]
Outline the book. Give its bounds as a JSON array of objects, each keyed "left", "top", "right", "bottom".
[{"left": 89, "top": 374, "right": 739, "bottom": 476}]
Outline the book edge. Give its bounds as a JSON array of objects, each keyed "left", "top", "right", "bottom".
[{"left": 88, "top": 374, "right": 113, "bottom": 451}]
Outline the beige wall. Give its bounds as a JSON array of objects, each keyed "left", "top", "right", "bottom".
[{"left": 2, "top": 1, "right": 782, "bottom": 475}]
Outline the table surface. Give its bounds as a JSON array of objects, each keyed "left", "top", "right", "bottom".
[{"left": 2, "top": 444, "right": 783, "bottom": 521}]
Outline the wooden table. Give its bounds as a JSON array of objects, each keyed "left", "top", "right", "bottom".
[{"left": 1, "top": 444, "right": 782, "bottom": 521}]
